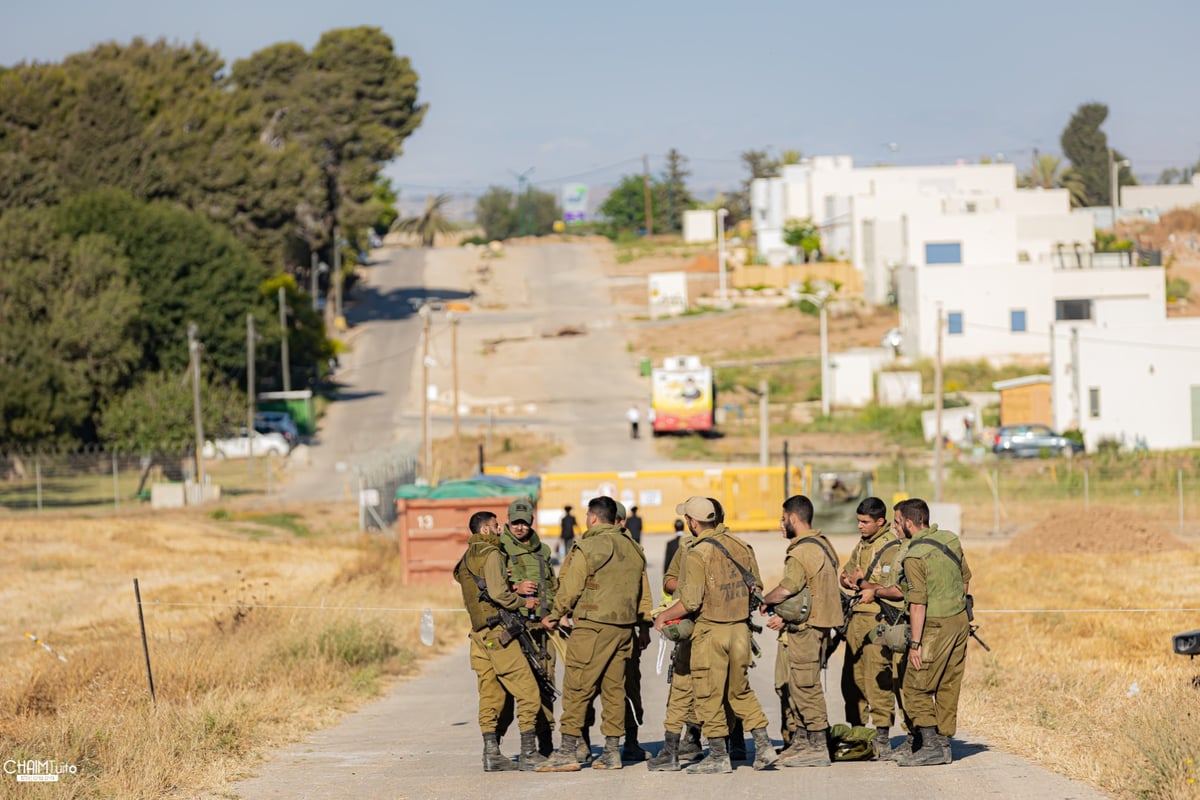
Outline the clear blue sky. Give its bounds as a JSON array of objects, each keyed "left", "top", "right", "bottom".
[{"left": 4, "top": 0, "right": 1198, "bottom": 200}]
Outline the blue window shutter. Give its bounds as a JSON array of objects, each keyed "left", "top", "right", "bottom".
[
  {"left": 947, "top": 312, "right": 963, "bottom": 335},
  {"left": 1011, "top": 309, "right": 1027, "bottom": 332}
]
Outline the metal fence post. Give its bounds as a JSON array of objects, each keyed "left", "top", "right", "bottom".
[
  {"left": 1179, "top": 468, "right": 1184, "bottom": 533},
  {"left": 113, "top": 451, "right": 120, "bottom": 510},
  {"left": 992, "top": 465, "right": 1000, "bottom": 535},
  {"left": 36, "top": 455, "right": 43, "bottom": 513},
  {"left": 1084, "top": 466, "right": 1089, "bottom": 511}
]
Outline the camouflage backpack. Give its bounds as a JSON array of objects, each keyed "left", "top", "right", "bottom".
[{"left": 829, "top": 723, "right": 878, "bottom": 762}]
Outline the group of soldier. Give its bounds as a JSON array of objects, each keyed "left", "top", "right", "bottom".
[{"left": 453, "top": 490, "right": 973, "bottom": 774}]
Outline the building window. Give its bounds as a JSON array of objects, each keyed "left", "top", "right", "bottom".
[
  {"left": 1010, "top": 309, "right": 1027, "bottom": 332},
  {"left": 1089, "top": 387, "right": 1100, "bottom": 418},
  {"left": 925, "top": 242, "right": 962, "bottom": 264},
  {"left": 1055, "top": 299, "right": 1093, "bottom": 321},
  {"left": 947, "top": 311, "right": 964, "bottom": 335}
]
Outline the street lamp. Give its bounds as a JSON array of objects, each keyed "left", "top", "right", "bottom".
[
  {"left": 716, "top": 208, "right": 729, "bottom": 308},
  {"left": 788, "top": 290, "right": 830, "bottom": 417}
]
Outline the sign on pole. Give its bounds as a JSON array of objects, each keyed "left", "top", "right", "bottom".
[{"left": 562, "top": 184, "right": 588, "bottom": 223}]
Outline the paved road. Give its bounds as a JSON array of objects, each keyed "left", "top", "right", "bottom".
[{"left": 221, "top": 531, "right": 1108, "bottom": 800}]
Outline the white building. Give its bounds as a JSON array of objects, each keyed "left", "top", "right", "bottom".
[
  {"left": 1050, "top": 319, "right": 1200, "bottom": 451},
  {"left": 1122, "top": 174, "right": 1200, "bottom": 214}
]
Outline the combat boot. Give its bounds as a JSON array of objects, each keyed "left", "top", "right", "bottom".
[
  {"left": 939, "top": 733, "right": 954, "bottom": 763},
  {"left": 575, "top": 737, "right": 592, "bottom": 764},
  {"left": 775, "top": 729, "right": 809, "bottom": 761},
  {"left": 538, "top": 734, "right": 583, "bottom": 772},
  {"left": 482, "top": 732, "right": 518, "bottom": 772},
  {"left": 750, "top": 727, "right": 778, "bottom": 770},
  {"left": 622, "top": 730, "right": 649, "bottom": 762},
  {"left": 875, "top": 728, "right": 895, "bottom": 761},
  {"left": 685, "top": 736, "right": 732, "bottom": 774},
  {"left": 591, "top": 735, "right": 623, "bottom": 770},
  {"left": 897, "top": 727, "right": 950, "bottom": 767},
  {"left": 647, "top": 732, "right": 681, "bottom": 772},
  {"left": 892, "top": 728, "right": 918, "bottom": 760},
  {"left": 677, "top": 723, "right": 703, "bottom": 763},
  {"left": 780, "top": 728, "right": 831, "bottom": 767},
  {"left": 518, "top": 730, "right": 549, "bottom": 771}
]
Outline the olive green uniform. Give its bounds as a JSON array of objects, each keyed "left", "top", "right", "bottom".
[
  {"left": 496, "top": 526, "right": 558, "bottom": 741},
  {"left": 777, "top": 530, "right": 842, "bottom": 732},
  {"left": 678, "top": 525, "right": 769, "bottom": 738},
  {"left": 549, "top": 523, "right": 652, "bottom": 739},
  {"left": 841, "top": 522, "right": 902, "bottom": 727},
  {"left": 454, "top": 532, "right": 542, "bottom": 734},
  {"left": 661, "top": 535, "right": 698, "bottom": 733},
  {"left": 881, "top": 538, "right": 912, "bottom": 731},
  {"left": 901, "top": 525, "right": 972, "bottom": 737}
]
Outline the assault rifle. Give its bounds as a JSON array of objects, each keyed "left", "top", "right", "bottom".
[
  {"left": 488, "top": 605, "right": 559, "bottom": 698},
  {"left": 965, "top": 594, "right": 990, "bottom": 652}
]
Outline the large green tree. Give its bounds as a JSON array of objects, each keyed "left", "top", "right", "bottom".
[
  {"left": 661, "top": 148, "right": 696, "bottom": 233},
  {"left": 0, "top": 208, "right": 141, "bottom": 445},
  {"left": 1060, "top": 103, "right": 1136, "bottom": 207},
  {"left": 99, "top": 369, "right": 246, "bottom": 451},
  {"left": 599, "top": 174, "right": 667, "bottom": 234},
  {"left": 475, "top": 185, "right": 562, "bottom": 240}
]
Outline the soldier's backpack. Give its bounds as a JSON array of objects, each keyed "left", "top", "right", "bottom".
[{"left": 829, "top": 723, "right": 878, "bottom": 762}]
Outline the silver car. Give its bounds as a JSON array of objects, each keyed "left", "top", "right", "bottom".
[{"left": 992, "top": 424, "right": 1083, "bottom": 458}]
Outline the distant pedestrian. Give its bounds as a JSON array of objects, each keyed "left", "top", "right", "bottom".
[
  {"left": 664, "top": 518, "right": 685, "bottom": 575},
  {"left": 627, "top": 404, "right": 641, "bottom": 439},
  {"left": 560, "top": 506, "right": 577, "bottom": 558},
  {"left": 626, "top": 506, "right": 643, "bottom": 544}
]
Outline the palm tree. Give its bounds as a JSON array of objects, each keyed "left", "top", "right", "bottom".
[
  {"left": 1019, "top": 154, "right": 1087, "bottom": 208},
  {"left": 392, "top": 193, "right": 455, "bottom": 247}
]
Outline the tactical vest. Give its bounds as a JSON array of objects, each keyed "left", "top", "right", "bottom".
[
  {"left": 785, "top": 533, "right": 843, "bottom": 628},
  {"left": 694, "top": 528, "right": 756, "bottom": 623},
  {"left": 903, "top": 526, "right": 967, "bottom": 618},
  {"left": 573, "top": 525, "right": 646, "bottom": 625},
  {"left": 453, "top": 534, "right": 505, "bottom": 630},
  {"left": 846, "top": 524, "right": 900, "bottom": 616},
  {"left": 500, "top": 527, "right": 555, "bottom": 610}
]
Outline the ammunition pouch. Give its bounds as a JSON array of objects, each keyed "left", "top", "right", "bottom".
[{"left": 870, "top": 620, "right": 910, "bottom": 652}]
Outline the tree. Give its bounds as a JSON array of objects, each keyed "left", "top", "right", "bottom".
[
  {"left": 1060, "top": 102, "right": 1135, "bottom": 207},
  {"left": 598, "top": 174, "right": 666, "bottom": 234},
  {"left": 782, "top": 217, "right": 822, "bottom": 262},
  {"left": 0, "top": 208, "right": 141, "bottom": 446},
  {"left": 393, "top": 193, "right": 455, "bottom": 247},
  {"left": 99, "top": 370, "right": 246, "bottom": 451},
  {"left": 661, "top": 148, "right": 695, "bottom": 233},
  {"left": 476, "top": 186, "right": 519, "bottom": 240},
  {"left": 1018, "top": 154, "right": 1087, "bottom": 207}
]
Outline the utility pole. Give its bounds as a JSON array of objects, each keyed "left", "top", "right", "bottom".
[
  {"left": 449, "top": 311, "right": 461, "bottom": 473},
  {"left": 419, "top": 304, "right": 433, "bottom": 480},
  {"left": 278, "top": 286, "right": 291, "bottom": 392},
  {"left": 333, "top": 225, "right": 343, "bottom": 323},
  {"left": 643, "top": 154, "right": 654, "bottom": 236},
  {"left": 934, "top": 304, "right": 944, "bottom": 503},
  {"left": 310, "top": 251, "right": 319, "bottom": 312},
  {"left": 247, "top": 313, "right": 256, "bottom": 474},
  {"left": 188, "top": 323, "right": 206, "bottom": 496}
]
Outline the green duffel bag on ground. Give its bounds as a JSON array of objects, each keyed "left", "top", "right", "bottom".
[{"left": 829, "top": 723, "right": 878, "bottom": 762}]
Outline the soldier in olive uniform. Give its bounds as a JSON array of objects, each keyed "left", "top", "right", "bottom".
[
  {"left": 495, "top": 498, "right": 558, "bottom": 756},
  {"left": 540, "top": 496, "right": 652, "bottom": 771},
  {"left": 892, "top": 498, "right": 972, "bottom": 766},
  {"left": 653, "top": 496, "right": 778, "bottom": 774},
  {"left": 848, "top": 501, "right": 915, "bottom": 760},
  {"left": 838, "top": 496, "right": 902, "bottom": 756},
  {"left": 762, "top": 494, "right": 843, "bottom": 768},
  {"left": 453, "top": 511, "right": 551, "bottom": 772},
  {"left": 614, "top": 501, "right": 650, "bottom": 761}
]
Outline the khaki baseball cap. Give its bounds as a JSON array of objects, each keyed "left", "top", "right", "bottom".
[
  {"left": 508, "top": 499, "right": 534, "bottom": 525},
  {"left": 614, "top": 501, "right": 627, "bottom": 521},
  {"left": 675, "top": 496, "right": 716, "bottom": 522}
]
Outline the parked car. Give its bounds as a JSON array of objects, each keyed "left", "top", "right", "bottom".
[
  {"left": 254, "top": 411, "right": 300, "bottom": 445},
  {"left": 992, "top": 424, "right": 1083, "bottom": 458},
  {"left": 202, "top": 430, "right": 291, "bottom": 459}
]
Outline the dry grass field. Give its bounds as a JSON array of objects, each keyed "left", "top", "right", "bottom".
[{"left": 0, "top": 504, "right": 469, "bottom": 799}]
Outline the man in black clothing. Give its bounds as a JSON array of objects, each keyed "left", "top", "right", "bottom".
[
  {"left": 626, "top": 506, "right": 643, "bottom": 544},
  {"left": 559, "top": 505, "right": 577, "bottom": 560},
  {"left": 664, "top": 518, "right": 685, "bottom": 573}
]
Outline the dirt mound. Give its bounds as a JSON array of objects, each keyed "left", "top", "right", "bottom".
[{"left": 1008, "top": 506, "right": 1187, "bottom": 554}]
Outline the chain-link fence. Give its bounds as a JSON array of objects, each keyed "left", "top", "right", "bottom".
[
  {"left": 0, "top": 448, "right": 287, "bottom": 512},
  {"left": 354, "top": 446, "right": 418, "bottom": 532}
]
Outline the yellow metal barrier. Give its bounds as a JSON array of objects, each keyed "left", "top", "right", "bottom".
[{"left": 541, "top": 466, "right": 805, "bottom": 535}]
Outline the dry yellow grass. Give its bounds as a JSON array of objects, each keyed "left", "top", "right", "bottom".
[
  {"left": 0, "top": 505, "right": 469, "bottom": 799},
  {"left": 961, "top": 540, "right": 1200, "bottom": 799}
]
